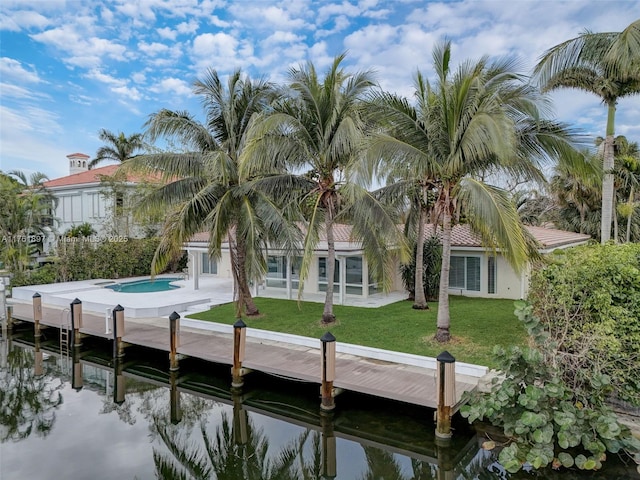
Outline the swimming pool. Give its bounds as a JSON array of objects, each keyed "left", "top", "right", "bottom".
[{"left": 105, "top": 277, "right": 182, "bottom": 293}]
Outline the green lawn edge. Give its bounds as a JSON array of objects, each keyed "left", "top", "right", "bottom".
[{"left": 186, "top": 296, "right": 526, "bottom": 368}]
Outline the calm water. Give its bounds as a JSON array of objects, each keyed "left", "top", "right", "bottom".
[
  {"left": 105, "top": 278, "right": 181, "bottom": 293},
  {"left": 1, "top": 329, "right": 638, "bottom": 480}
]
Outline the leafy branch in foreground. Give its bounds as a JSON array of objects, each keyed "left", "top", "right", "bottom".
[{"left": 460, "top": 301, "right": 640, "bottom": 474}]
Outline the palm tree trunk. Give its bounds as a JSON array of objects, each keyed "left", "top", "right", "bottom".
[
  {"left": 228, "top": 233, "right": 259, "bottom": 317},
  {"left": 236, "top": 237, "right": 259, "bottom": 316},
  {"left": 600, "top": 102, "right": 616, "bottom": 243},
  {"left": 322, "top": 200, "right": 337, "bottom": 324},
  {"left": 626, "top": 186, "right": 634, "bottom": 243},
  {"left": 436, "top": 193, "right": 452, "bottom": 343},
  {"left": 413, "top": 204, "right": 428, "bottom": 310}
]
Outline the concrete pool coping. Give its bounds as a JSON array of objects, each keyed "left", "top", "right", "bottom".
[{"left": 11, "top": 275, "right": 234, "bottom": 318}]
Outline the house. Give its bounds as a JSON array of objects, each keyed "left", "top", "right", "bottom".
[
  {"left": 42, "top": 153, "right": 157, "bottom": 242},
  {"left": 183, "top": 224, "right": 591, "bottom": 302}
]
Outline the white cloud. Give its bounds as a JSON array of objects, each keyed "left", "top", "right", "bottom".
[
  {"left": 0, "top": 57, "right": 42, "bottom": 83},
  {"left": 149, "top": 77, "right": 192, "bottom": 97},
  {"left": 157, "top": 26, "right": 177, "bottom": 40},
  {"left": 112, "top": 85, "right": 142, "bottom": 102},
  {"left": 0, "top": 9, "right": 50, "bottom": 31},
  {"left": 176, "top": 19, "right": 200, "bottom": 35},
  {"left": 137, "top": 41, "right": 171, "bottom": 56}
]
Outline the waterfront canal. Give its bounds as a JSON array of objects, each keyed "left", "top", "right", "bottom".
[{"left": 1, "top": 328, "right": 638, "bottom": 479}]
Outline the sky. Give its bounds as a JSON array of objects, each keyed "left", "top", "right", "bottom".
[{"left": 1, "top": 0, "right": 638, "bottom": 181}]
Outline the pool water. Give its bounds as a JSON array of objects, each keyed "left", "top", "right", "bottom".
[{"left": 105, "top": 277, "right": 181, "bottom": 293}]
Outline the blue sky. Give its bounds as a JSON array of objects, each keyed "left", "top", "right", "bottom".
[{"left": 1, "top": 0, "right": 638, "bottom": 180}]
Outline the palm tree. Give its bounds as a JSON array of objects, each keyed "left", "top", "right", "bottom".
[
  {"left": 243, "top": 54, "right": 403, "bottom": 324},
  {"left": 126, "top": 69, "right": 296, "bottom": 317},
  {"left": 89, "top": 129, "right": 146, "bottom": 169},
  {"left": 607, "top": 136, "right": 640, "bottom": 242},
  {"left": 534, "top": 19, "right": 640, "bottom": 243},
  {"left": 549, "top": 150, "right": 603, "bottom": 237},
  {"left": 366, "top": 75, "right": 444, "bottom": 310},
  {"left": 369, "top": 41, "right": 576, "bottom": 342}
]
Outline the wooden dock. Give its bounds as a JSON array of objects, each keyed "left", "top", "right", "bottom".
[{"left": 7, "top": 299, "right": 481, "bottom": 410}]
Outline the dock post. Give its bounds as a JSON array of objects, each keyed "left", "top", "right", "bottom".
[
  {"left": 320, "top": 332, "right": 336, "bottom": 411},
  {"left": 70, "top": 298, "right": 83, "bottom": 347},
  {"left": 113, "top": 359, "right": 126, "bottom": 405},
  {"left": 232, "top": 391, "right": 248, "bottom": 445},
  {"left": 169, "top": 312, "right": 180, "bottom": 371},
  {"left": 435, "top": 435, "right": 454, "bottom": 480},
  {"left": 34, "top": 334, "right": 43, "bottom": 376},
  {"left": 72, "top": 346, "right": 83, "bottom": 391},
  {"left": 435, "top": 351, "right": 456, "bottom": 440},
  {"left": 169, "top": 370, "right": 181, "bottom": 424},
  {"left": 112, "top": 305, "right": 125, "bottom": 359},
  {"left": 320, "top": 411, "right": 337, "bottom": 479},
  {"left": 32, "top": 292, "right": 42, "bottom": 338},
  {"left": 6, "top": 305, "right": 13, "bottom": 333},
  {"left": 231, "top": 319, "right": 247, "bottom": 388}
]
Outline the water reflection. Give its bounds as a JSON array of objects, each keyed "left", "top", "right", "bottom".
[{"left": 1, "top": 332, "right": 638, "bottom": 480}]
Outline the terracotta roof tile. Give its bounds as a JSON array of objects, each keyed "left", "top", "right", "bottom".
[
  {"left": 43, "top": 164, "right": 161, "bottom": 188},
  {"left": 188, "top": 224, "right": 590, "bottom": 251}
]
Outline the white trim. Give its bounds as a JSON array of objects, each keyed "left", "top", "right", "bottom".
[{"left": 180, "top": 317, "right": 489, "bottom": 378}]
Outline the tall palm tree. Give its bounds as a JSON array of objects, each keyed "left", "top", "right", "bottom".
[
  {"left": 366, "top": 75, "right": 442, "bottom": 310},
  {"left": 549, "top": 149, "right": 602, "bottom": 237},
  {"left": 126, "top": 69, "right": 296, "bottom": 317},
  {"left": 607, "top": 136, "right": 640, "bottom": 242},
  {"left": 243, "top": 54, "right": 403, "bottom": 324},
  {"left": 89, "top": 129, "right": 146, "bottom": 169},
  {"left": 534, "top": 19, "right": 640, "bottom": 243},
  {"left": 369, "top": 41, "right": 576, "bottom": 342}
]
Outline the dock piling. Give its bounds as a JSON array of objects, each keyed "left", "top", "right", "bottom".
[
  {"left": 320, "top": 332, "right": 336, "bottom": 411},
  {"left": 169, "top": 312, "right": 180, "bottom": 371},
  {"left": 70, "top": 298, "right": 83, "bottom": 347},
  {"left": 170, "top": 371, "right": 181, "bottom": 424},
  {"left": 112, "top": 305, "right": 125, "bottom": 358},
  {"left": 435, "top": 351, "right": 456, "bottom": 439},
  {"left": 231, "top": 319, "right": 247, "bottom": 388},
  {"left": 72, "top": 347, "right": 83, "bottom": 391},
  {"left": 32, "top": 293, "right": 42, "bottom": 338},
  {"left": 320, "top": 411, "right": 337, "bottom": 479},
  {"left": 6, "top": 305, "right": 13, "bottom": 333}
]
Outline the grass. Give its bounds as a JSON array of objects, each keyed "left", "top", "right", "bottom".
[{"left": 187, "top": 296, "right": 527, "bottom": 368}]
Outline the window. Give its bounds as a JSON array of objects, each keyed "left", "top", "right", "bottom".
[
  {"left": 201, "top": 253, "right": 217, "bottom": 274},
  {"left": 345, "top": 256, "right": 363, "bottom": 295},
  {"left": 267, "top": 255, "right": 286, "bottom": 288},
  {"left": 449, "top": 256, "right": 481, "bottom": 292},
  {"left": 488, "top": 256, "right": 497, "bottom": 294},
  {"left": 318, "top": 257, "right": 340, "bottom": 293}
]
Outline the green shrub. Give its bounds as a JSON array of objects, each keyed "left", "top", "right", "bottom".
[
  {"left": 399, "top": 236, "right": 441, "bottom": 301},
  {"left": 461, "top": 301, "right": 640, "bottom": 473},
  {"left": 528, "top": 243, "right": 640, "bottom": 406}
]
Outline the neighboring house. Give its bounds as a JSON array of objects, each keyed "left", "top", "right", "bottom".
[
  {"left": 42, "top": 153, "right": 156, "bottom": 244},
  {"left": 183, "top": 224, "right": 591, "bottom": 303}
]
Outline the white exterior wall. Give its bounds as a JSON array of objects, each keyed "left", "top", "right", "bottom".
[{"left": 50, "top": 183, "right": 148, "bottom": 240}]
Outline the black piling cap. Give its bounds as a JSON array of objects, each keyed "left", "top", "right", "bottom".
[
  {"left": 321, "top": 331, "right": 336, "bottom": 343},
  {"left": 113, "top": 304, "right": 124, "bottom": 312},
  {"left": 32, "top": 292, "right": 41, "bottom": 298},
  {"left": 437, "top": 351, "right": 455, "bottom": 363},
  {"left": 71, "top": 298, "right": 82, "bottom": 305},
  {"left": 169, "top": 311, "right": 181, "bottom": 321},
  {"left": 233, "top": 319, "right": 246, "bottom": 329}
]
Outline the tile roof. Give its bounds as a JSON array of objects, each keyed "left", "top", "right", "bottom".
[
  {"left": 43, "top": 164, "right": 161, "bottom": 188},
  {"left": 188, "top": 224, "right": 591, "bottom": 250}
]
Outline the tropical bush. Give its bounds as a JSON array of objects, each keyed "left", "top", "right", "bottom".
[
  {"left": 528, "top": 243, "right": 640, "bottom": 407},
  {"left": 461, "top": 301, "right": 640, "bottom": 473},
  {"left": 399, "top": 236, "right": 441, "bottom": 301},
  {"left": 9, "top": 237, "right": 186, "bottom": 287}
]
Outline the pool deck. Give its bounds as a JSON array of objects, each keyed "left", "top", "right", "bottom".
[{"left": 11, "top": 275, "right": 234, "bottom": 318}]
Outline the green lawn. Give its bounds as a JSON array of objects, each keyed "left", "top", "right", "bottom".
[{"left": 187, "top": 296, "right": 527, "bottom": 367}]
